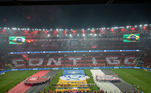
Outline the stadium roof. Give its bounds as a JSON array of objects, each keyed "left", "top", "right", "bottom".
[
  {"left": 0, "top": 0, "right": 149, "bottom": 5},
  {"left": 0, "top": 1, "right": 151, "bottom": 28}
]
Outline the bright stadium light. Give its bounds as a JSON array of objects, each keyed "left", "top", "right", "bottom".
[
  {"left": 27, "top": 52, "right": 30, "bottom": 54},
  {"left": 10, "top": 52, "right": 14, "bottom": 54},
  {"left": 47, "top": 34, "right": 50, "bottom": 37},
  {"left": 114, "top": 27, "right": 118, "bottom": 29},
  {"left": 4, "top": 27, "right": 7, "bottom": 29},
  {"left": 94, "top": 34, "right": 97, "bottom": 36},
  {"left": 12, "top": 27, "right": 17, "bottom": 30},
  {"left": 83, "top": 34, "right": 86, "bottom": 37},
  {"left": 126, "top": 26, "right": 129, "bottom": 28},
  {"left": 56, "top": 29, "right": 59, "bottom": 31},
  {"left": 136, "top": 49, "right": 140, "bottom": 52},
  {"left": 139, "top": 24, "right": 143, "bottom": 27},
  {"left": 69, "top": 34, "right": 72, "bottom": 37},
  {"left": 144, "top": 24, "right": 148, "bottom": 26}
]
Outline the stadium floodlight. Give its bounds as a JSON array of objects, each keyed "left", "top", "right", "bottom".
[
  {"left": 134, "top": 25, "right": 137, "bottom": 28},
  {"left": 69, "top": 34, "right": 72, "bottom": 37},
  {"left": 94, "top": 34, "right": 97, "bottom": 36},
  {"left": 144, "top": 24, "right": 148, "bottom": 26},
  {"left": 12, "top": 27, "right": 17, "bottom": 30},
  {"left": 56, "top": 29, "right": 59, "bottom": 31},
  {"left": 27, "top": 52, "right": 30, "bottom": 54},
  {"left": 82, "top": 34, "right": 86, "bottom": 37},
  {"left": 126, "top": 26, "right": 129, "bottom": 28},
  {"left": 113, "top": 27, "right": 118, "bottom": 29},
  {"left": 57, "top": 34, "right": 59, "bottom": 37},
  {"left": 10, "top": 52, "right": 14, "bottom": 54},
  {"left": 139, "top": 24, "right": 143, "bottom": 27},
  {"left": 47, "top": 34, "right": 50, "bottom": 37},
  {"left": 3, "top": 27, "right": 8, "bottom": 29},
  {"left": 136, "top": 49, "right": 140, "bottom": 52}
]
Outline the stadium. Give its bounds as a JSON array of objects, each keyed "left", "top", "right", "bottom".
[{"left": 0, "top": 1, "right": 151, "bottom": 93}]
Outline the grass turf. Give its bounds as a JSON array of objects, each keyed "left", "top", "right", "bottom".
[
  {"left": 45, "top": 70, "right": 64, "bottom": 92},
  {"left": 0, "top": 71, "right": 37, "bottom": 93},
  {"left": 113, "top": 69, "right": 151, "bottom": 93},
  {"left": 84, "top": 69, "right": 99, "bottom": 90}
]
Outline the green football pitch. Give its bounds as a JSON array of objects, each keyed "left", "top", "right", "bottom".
[
  {"left": 113, "top": 69, "right": 151, "bottom": 93},
  {"left": 0, "top": 71, "right": 37, "bottom": 93},
  {"left": 0, "top": 69, "right": 151, "bottom": 93}
]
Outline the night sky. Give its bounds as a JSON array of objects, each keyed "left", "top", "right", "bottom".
[{"left": 0, "top": 4, "right": 151, "bottom": 29}]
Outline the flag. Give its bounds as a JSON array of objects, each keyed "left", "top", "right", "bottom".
[
  {"left": 123, "top": 34, "right": 140, "bottom": 42},
  {"left": 9, "top": 36, "right": 26, "bottom": 44}
]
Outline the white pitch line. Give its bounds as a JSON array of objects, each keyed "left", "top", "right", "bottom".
[{"left": 90, "top": 69, "right": 122, "bottom": 93}]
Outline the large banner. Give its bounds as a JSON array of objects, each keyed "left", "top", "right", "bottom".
[
  {"left": 56, "top": 70, "right": 90, "bottom": 92},
  {"left": 12, "top": 56, "right": 137, "bottom": 68}
]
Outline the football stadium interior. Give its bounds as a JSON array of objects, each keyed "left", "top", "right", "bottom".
[{"left": 0, "top": 1, "right": 151, "bottom": 93}]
